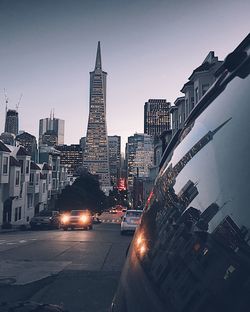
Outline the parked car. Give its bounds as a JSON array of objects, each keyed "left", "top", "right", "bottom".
[
  {"left": 61, "top": 210, "right": 93, "bottom": 230},
  {"left": 92, "top": 213, "right": 102, "bottom": 224},
  {"left": 30, "top": 210, "right": 60, "bottom": 230},
  {"left": 112, "top": 34, "right": 250, "bottom": 312},
  {"left": 120, "top": 210, "right": 143, "bottom": 235}
]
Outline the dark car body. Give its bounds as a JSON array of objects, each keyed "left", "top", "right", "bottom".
[
  {"left": 61, "top": 210, "right": 93, "bottom": 230},
  {"left": 30, "top": 210, "right": 60, "bottom": 230},
  {"left": 112, "top": 34, "right": 250, "bottom": 312}
]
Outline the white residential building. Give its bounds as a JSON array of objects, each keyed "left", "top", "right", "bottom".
[{"left": 0, "top": 140, "right": 68, "bottom": 229}]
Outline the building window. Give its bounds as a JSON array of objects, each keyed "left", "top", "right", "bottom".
[
  {"left": 15, "top": 207, "right": 22, "bottom": 221},
  {"left": 18, "top": 207, "right": 22, "bottom": 219},
  {"left": 26, "top": 160, "right": 30, "bottom": 174},
  {"left": 15, "top": 207, "right": 18, "bottom": 221},
  {"left": 43, "top": 183, "right": 46, "bottom": 193},
  {"left": 3, "top": 156, "right": 8, "bottom": 174},
  {"left": 36, "top": 173, "right": 39, "bottom": 185},
  {"left": 27, "top": 194, "right": 33, "bottom": 208},
  {"left": 29, "top": 173, "right": 34, "bottom": 185},
  {"left": 202, "top": 83, "right": 210, "bottom": 96},
  {"left": 195, "top": 87, "right": 199, "bottom": 104},
  {"left": 19, "top": 160, "right": 24, "bottom": 174},
  {"left": 15, "top": 170, "right": 20, "bottom": 186}
]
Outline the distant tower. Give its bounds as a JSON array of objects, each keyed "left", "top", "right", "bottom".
[
  {"left": 39, "top": 112, "right": 64, "bottom": 146},
  {"left": 83, "top": 42, "right": 111, "bottom": 190},
  {"left": 5, "top": 109, "right": 19, "bottom": 136}
]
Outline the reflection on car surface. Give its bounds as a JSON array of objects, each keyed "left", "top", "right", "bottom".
[
  {"left": 112, "top": 35, "right": 250, "bottom": 312},
  {"left": 120, "top": 210, "right": 142, "bottom": 235},
  {"left": 30, "top": 210, "right": 60, "bottom": 230},
  {"left": 61, "top": 210, "right": 93, "bottom": 231}
]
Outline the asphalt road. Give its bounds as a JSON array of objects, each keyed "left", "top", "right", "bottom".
[{"left": 0, "top": 221, "right": 132, "bottom": 312}]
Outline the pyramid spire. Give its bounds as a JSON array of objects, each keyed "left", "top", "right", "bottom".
[{"left": 95, "top": 41, "right": 102, "bottom": 70}]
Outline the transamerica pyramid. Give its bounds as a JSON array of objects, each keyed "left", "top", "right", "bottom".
[{"left": 82, "top": 42, "right": 111, "bottom": 191}]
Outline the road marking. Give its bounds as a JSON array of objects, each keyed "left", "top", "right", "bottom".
[
  {"left": 100, "top": 219, "right": 121, "bottom": 224},
  {"left": 6, "top": 242, "right": 17, "bottom": 245},
  {"left": 19, "top": 240, "right": 27, "bottom": 243}
]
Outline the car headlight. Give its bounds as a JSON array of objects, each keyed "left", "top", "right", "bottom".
[
  {"left": 80, "top": 215, "right": 88, "bottom": 223},
  {"left": 61, "top": 215, "right": 70, "bottom": 223}
]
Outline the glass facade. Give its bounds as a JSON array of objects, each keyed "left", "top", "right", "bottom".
[{"left": 144, "top": 99, "right": 171, "bottom": 137}]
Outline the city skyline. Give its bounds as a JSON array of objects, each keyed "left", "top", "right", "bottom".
[{"left": 0, "top": 0, "right": 250, "bottom": 152}]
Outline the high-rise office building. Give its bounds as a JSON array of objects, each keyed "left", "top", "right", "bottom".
[
  {"left": 82, "top": 42, "right": 111, "bottom": 191},
  {"left": 144, "top": 99, "right": 171, "bottom": 138},
  {"left": 0, "top": 132, "right": 15, "bottom": 146},
  {"left": 39, "top": 114, "right": 64, "bottom": 146},
  {"left": 41, "top": 130, "right": 58, "bottom": 146},
  {"left": 15, "top": 131, "right": 38, "bottom": 162},
  {"left": 56, "top": 144, "right": 83, "bottom": 176},
  {"left": 4, "top": 109, "right": 19, "bottom": 136},
  {"left": 125, "top": 133, "right": 154, "bottom": 190},
  {"left": 108, "top": 136, "right": 121, "bottom": 186}
]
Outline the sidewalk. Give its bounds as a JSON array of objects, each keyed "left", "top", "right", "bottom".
[{"left": 0, "top": 224, "right": 29, "bottom": 234}]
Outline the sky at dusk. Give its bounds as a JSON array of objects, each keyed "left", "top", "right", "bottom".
[{"left": 0, "top": 0, "right": 249, "bottom": 152}]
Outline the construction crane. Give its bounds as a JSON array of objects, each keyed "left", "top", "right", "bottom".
[
  {"left": 3, "top": 88, "right": 8, "bottom": 112},
  {"left": 16, "top": 93, "right": 23, "bottom": 111}
]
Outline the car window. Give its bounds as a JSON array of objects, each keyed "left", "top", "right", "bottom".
[
  {"left": 36, "top": 210, "right": 52, "bottom": 217},
  {"left": 126, "top": 211, "right": 142, "bottom": 217},
  {"left": 70, "top": 210, "right": 83, "bottom": 216}
]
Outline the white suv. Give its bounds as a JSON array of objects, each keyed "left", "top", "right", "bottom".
[{"left": 121, "top": 210, "right": 142, "bottom": 235}]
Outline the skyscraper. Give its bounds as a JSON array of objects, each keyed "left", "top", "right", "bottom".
[
  {"left": 39, "top": 114, "right": 64, "bottom": 146},
  {"left": 56, "top": 144, "right": 83, "bottom": 176},
  {"left": 125, "top": 133, "right": 154, "bottom": 191},
  {"left": 5, "top": 109, "right": 19, "bottom": 136},
  {"left": 144, "top": 99, "right": 171, "bottom": 138},
  {"left": 15, "top": 131, "right": 38, "bottom": 162},
  {"left": 108, "top": 135, "right": 121, "bottom": 186},
  {"left": 83, "top": 42, "right": 111, "bottom": 191}
]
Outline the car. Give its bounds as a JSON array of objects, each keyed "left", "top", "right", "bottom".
[
  {"left": 61, "top": 210, "right": 93, "bottom": 230},
  {"left": 30, "top": 210, "right": 60, "bottom": 230},
  {"left": 111, "top": 34, "right": 250, "bottom": 312},
  {"left": 92, "top": 213, "right": 102, "bottom": 224},
  {"left": 120, "top": 210, "right": 143, "bottom": 235}
]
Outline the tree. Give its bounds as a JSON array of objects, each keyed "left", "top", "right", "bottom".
[{"left": 56, "top": 172, "right": 107, "bottom": 214}]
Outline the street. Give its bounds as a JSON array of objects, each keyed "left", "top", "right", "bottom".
[{"left": 0, "top": 218, "right": 132, "bottom": 312}]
